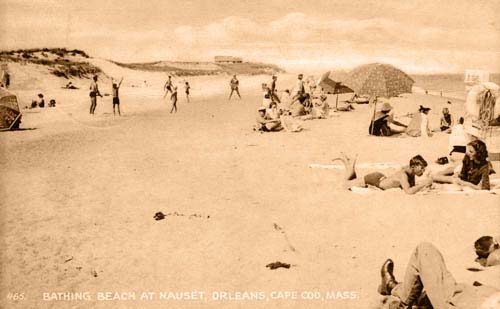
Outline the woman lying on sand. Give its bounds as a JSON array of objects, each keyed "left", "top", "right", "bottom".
[
  {"left": 431, "top": 139, "right": 492, "bottom": 190},
  {"left": 333, "top": 153, "right": 432, "bottom": 194}
]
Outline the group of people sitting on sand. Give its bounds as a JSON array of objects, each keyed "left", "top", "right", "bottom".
[
  {"left": 255, "top": 73, "right": 355, "bottom": 133},
  {"left": 28, "top": 93, "right": 56, "bottom": 109},
  {"left": 335, "top": 138, "right": 494, "bottom": 194},
  {"left": 369, "top": 100, "right": 473, "bottom": 140}
]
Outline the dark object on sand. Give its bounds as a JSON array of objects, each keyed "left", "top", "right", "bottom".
[
  {"left": 49, "top": 99, "right": 56, "bottom": 107},
  {"left": 450, "top": 145, "right": 466, "bottom": 155},
  {"left": 266, "top": 261, "right": 290, "bottom": 270},
  {"left": 154, "top": 212, "right": 165, "bottom": 221},
  {"left": 435, "top": 157, "right": 449, "bottom": 165},
  {"left": 466, "top": 267, "right": 484, "bottom": 272}
]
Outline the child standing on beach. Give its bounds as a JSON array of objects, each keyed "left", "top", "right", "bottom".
[
  {"left": 112, "top": 77, "right": 123, "bottom": 116},
  {"left": 170, "top": 86, "right": 178, "bottom": 113}
]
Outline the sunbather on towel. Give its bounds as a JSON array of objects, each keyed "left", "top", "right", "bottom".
[{"left": 333, "top": 153, "right": 432, "bottom": 194}]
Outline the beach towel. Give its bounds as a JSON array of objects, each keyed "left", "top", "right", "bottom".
[
  {"left": 309, "top": 162, "right": 401, "bottom": 170},
  {"left": 348, "top": 185, "right": 500, "bottom": 195}
]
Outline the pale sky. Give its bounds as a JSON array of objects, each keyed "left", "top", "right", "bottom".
[{"left": 1, "top": 0, "right": 499, "bottom": 73}]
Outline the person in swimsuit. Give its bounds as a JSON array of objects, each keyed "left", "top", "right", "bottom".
[
  {"left": 229, "top": 75, "right": 241, "bottom": 100},
  {"left": 184, "top": 81, "right": 190, "bottom": 102},
  {"left": 431, "top": 139, "right": 492, "bottom": 190},
  {"left": 89, "top": 75, "right": 102, "bottom": 115},
  {"left": 111, "top": 77, "right": 123, "bottom": 116},
  {"left": 333, "top": 153, "right": 432, "bottom": 194},
  {"left": 163, "top": 76, "right": 173, "bottom": 97},
  {"left": 170, "top": 86, "right": 178, "bottom": 114}
]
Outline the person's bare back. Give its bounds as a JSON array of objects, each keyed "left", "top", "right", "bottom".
[{"left": 378, "top": 168, "right": 413, "bottom": 190}]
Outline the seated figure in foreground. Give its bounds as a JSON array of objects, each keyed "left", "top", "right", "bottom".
[{"left": 378, "top": 240, "right": 500, "bottom": 309}]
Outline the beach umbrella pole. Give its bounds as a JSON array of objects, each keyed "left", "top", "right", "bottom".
[
  {"left": 370, "top": 97, "right": 377, "bottom": 135},
  {"left": 335, "top": 94, "right": 339, "bottom": 109}
]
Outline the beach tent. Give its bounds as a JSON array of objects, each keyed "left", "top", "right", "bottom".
[
  {"left": 0, "top": 87, "right": 21, "bottom": 131},
  {"left": 343, "top": 63, "right": 414, "bottom": 98}
]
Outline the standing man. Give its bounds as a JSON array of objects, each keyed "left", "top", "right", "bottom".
[
  {"left": 229, "top": 75, "right": 241, "bottom": 100},
  {"left": 292, "top": 74, "right": 305, "bottom": 101},
  {"left": 270, "top": 75, "right": 280, "bottom": 103},
  {"left": 89, "top": 75, "right": 102, "bottom": 115},
  {"left": 112, "top": 77, "right": 123, "bottom": 116},
  {"left": 164, "top": 76, "right": 173, "bottom": 97}
]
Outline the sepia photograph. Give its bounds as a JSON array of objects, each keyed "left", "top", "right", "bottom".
[{"left": 0, "top": 0, "right": 499, "bottom": 308}]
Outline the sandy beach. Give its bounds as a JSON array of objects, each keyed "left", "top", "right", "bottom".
[{"left": 1, "top": 69, "right": 499, "bottom": 309}]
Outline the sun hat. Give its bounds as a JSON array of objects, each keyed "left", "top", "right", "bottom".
[
  {"left": 258, "top": 106, "right": 266, "bottom": 111},
  {"left": 380, "top": 102, "right": 392, "bottom": 112}
]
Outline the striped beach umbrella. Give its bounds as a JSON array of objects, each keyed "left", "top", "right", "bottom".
[{"left": 343, "top": 63, "right": 414, "bottom": 98}]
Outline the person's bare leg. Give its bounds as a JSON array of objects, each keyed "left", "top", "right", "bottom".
[
  {"left": 332, "top": 153, "right": 365, "bottom": 188},
  {"left": 332, "top": 153, "right": 357, "bottom": 180}
]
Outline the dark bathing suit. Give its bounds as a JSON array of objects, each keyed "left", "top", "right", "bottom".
[
  {"left": 364, "top": 172, "right": 386, "bottom": 188},
  {"left": 363, "top": 171, "right": 415, "bottom": 189}
]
